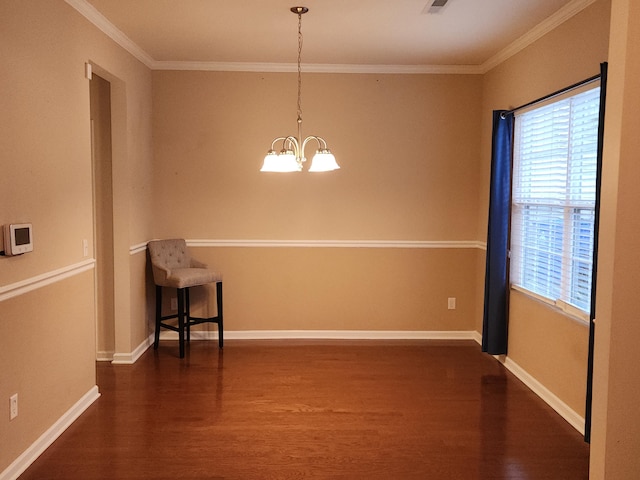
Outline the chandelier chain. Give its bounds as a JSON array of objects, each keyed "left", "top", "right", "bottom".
[{"left": 297, "top": 11, "right": 303, "bottom": 125}]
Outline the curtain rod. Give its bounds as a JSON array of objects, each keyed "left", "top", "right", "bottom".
[{"left": 501, "top": 73, "right": 601, "bottom": 118}]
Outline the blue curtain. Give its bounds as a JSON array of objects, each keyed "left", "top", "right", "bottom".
[{"left": 482, "top": 110, "right": 514, "bottom": 355}]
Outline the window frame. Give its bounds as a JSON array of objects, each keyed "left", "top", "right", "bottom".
[{"left": 509, "top": 86, "right": 601, "bottom": 324}]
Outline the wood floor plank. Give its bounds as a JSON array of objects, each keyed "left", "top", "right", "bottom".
[{"left": 19, "top": 340, "right": 589, "bottom": 479}]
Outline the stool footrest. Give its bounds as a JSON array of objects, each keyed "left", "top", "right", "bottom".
[
  {"left": 158, "top": 322, "right": 180, "bottom": 333},
  {"left": 188, "top": 316, "right": 222, "bottom": 326}
]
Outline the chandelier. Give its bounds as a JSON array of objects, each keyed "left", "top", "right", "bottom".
[{"left": 260, "top": 7, "right": 340, "bottom": 173}]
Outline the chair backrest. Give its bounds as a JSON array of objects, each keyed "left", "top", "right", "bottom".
[{"left": 148, "top": 238, "right": 191, "bottom": 272}]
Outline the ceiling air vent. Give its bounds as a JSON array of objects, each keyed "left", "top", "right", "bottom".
[{"left": 423, "top": 0, "right": 450, "bottom": 14}]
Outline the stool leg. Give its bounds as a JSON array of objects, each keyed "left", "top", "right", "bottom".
[
  {"left": 217, "top": 281, "right": 224, "bottom": 348},
  {"left": 154, "top": 285, "right": 162, "bottom": 349},
  {"left": 186, "top": 287, "right": 191, "bottom": 343},
  {"left": 177, "top": 288, "right": 185, "bottom": 358}
]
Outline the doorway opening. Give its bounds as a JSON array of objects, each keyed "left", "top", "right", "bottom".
[{"left": 89, "top": 73, "right": 115, "bottom": 361}]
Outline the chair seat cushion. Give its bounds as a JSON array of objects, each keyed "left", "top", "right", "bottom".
[{"left": 164, "top": 268, "right": 222, "bottom": 289}]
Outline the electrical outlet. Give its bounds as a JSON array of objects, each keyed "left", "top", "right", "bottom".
[
  {"left": 10, "top": 394, "right": 18, "bottom": 420},
  {"left": 170, "top": 297, "right": 178, "bottom": 311},
  {"left": 447, "top": 297, "right": 456, "bottom": 310}
]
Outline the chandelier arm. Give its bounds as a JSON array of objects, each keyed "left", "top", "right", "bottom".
[
  {"left": 269, "top": 136, "right": 288, "bottom": 150},
  {"left": 301, "top": 135, "right": 329, "bottom": 154},
  {"left": 315, "top": 136, "right": 328, "bottom": 150},
  {"left": 284, "top": 136, "right": 301, "bottom": 156},
  {"left": 301, "top": 135, "right": 319, "bottom": 154}
]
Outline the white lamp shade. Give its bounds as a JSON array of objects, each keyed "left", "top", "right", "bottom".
[
  {"left": 261, "top": 151, "right": 300, "bottom": 172},
  {"left": 309, "top": 150, "right": 339, "bottom": 172}
]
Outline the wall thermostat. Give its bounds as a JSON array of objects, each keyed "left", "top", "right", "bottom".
[{"left": 2, "top": 223, "right": 33, "bottom": 256}]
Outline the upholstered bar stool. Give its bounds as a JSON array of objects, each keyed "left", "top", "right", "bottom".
[{"left": 148, "top": 239, "right": 223, "bottom": 358}]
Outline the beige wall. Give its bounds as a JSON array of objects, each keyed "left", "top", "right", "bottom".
[
  {"left": 151, "top": 70, "right": 484, "bottom": 333},
  {"left": 0, "top": 0, "right": 154, "bottom": 473},
  {"left": 590, "top": 0, "right": 640, "bottom": 477},
  {"left": 0, "top": 272, "right": 96, "bottom": 470},
  {"left": 1, "top": 0, "right": 93, "bottom": 280},
  {"left": 190, "top": 247, "right": 478, "bottom": 332},
  {"left": 129, "top": 250, "right": 154, "bottom": 347},
  {"left": 508, "top": 291, "right": 590, "bottom": 415},
  {"left": 152, "top": 71, "right": 483, "bottom": 241},
  {"left": 479, "top": 0, "right": 611, "bottom": 418}
]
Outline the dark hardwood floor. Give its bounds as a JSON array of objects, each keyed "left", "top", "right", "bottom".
[{"left": 19, "top": 340, "right": 589, "bottom": 479}]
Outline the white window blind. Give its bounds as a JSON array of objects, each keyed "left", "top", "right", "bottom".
[{"left": 511, "top": 86, "right": 600, "bottom": 317}]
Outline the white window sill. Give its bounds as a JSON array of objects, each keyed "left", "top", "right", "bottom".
[{"left": 510, "top": 284, "right": 590, "bottom": 326}]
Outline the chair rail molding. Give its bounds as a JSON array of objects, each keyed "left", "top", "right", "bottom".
[
  {"left": 133, "top": 239, "right": 487, "bottom": 253},
  {"left": 0, "top": 259, "right": 95, "bottom": 303}
]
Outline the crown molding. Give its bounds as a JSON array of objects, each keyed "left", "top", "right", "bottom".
[
  {"left": 480, "top": 0, "right": 599, "bottom": 73},
  {"left": 153, "top": 61, "right": 483, "bottom": 75},
  {"left": 64, "top": 0, "right": 154, "bottom": 68}
]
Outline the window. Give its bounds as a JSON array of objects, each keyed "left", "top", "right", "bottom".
[{"left": 510, "top": 87, "right": 600, "bottom": 319}]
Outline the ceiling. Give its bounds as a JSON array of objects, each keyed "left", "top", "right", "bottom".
[{"left": 72, "top": 0, "right": 593, "bottom": 73}]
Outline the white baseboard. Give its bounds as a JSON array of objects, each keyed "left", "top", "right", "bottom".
[
  {"left": 159, "top": 330, "right": 480, "bottom": 341},
  {"left": 469, "top": 331, "right": 584, "bottom": 434},
  {"left": 109, "top": 330, "right": 477, "bottom": 363},
  {"left": 0, "top": 386, "right": 100, "bottom": 480},
  {"left": 499, "top": 357, "right": 585, "bottom": 435},
  {"left": 96, "top": 350, "right": 114, "bottom": 362},
  {"left": 111, "top": 334, "right": 154, "bottom": 365}
]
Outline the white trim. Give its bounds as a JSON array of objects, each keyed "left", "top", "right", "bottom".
[
  {"left": 64, "top": 0, "right": 154, "bottom": 67},
  {"left": 154, "top": 61, "right": 482, "bottom": 75},
  {"left": 96, "top": 350, "right": 114, "bottom": 362},
  {"left": 111, "top": 333, "right": 154, "bottom": 364},
  {"left": 480, "top": 0, "right": 598, "bottom": 73},
  {"left": 0, "top": 259, "right": 95, "bottom": 303},
  {"left": 159, "top": 330, "right": 478, "bottom": 341},
  {"left": 499, "top": 357, "right": 585, "bottom": 435},
  {"left": 129, "top": 242, "right": 148, "bottom": 255},
  {"left": 186, "top": 239, "right": 486, "bottom": 249},
  {"left": 0, "top": 386, "right": 100, "bottom": 480}
]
